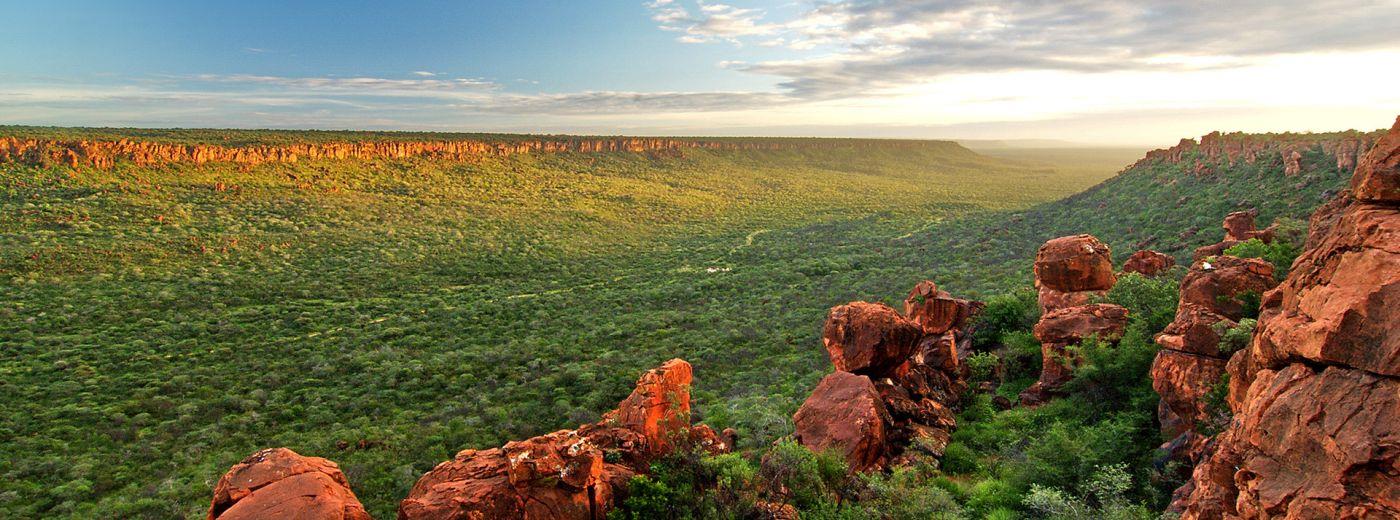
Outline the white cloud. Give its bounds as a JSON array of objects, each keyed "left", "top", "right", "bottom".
[
  {"left": 651, "top": 0, "right": 1400, "bottom": 98},
  {"left": 646, "top": 1, "right": 779, "bottom": 44}
]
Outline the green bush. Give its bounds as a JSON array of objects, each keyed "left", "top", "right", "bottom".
[
  {"left": 965, "top": 352, "right": 1001, "bottom": 383},
  {"left": 1215, "top": 318, "right": 1256, "bottom": 355},
  {"left": 971, "top": 289, "right": 1041, "bottom": 350}
]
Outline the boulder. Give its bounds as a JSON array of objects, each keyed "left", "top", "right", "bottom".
[
  {"left": 208, "top": 448, "right": 370, "bottom": 520},
  {"left": 792, "top": 371, "right": 891, "bottom": 473},
  {"left": 1034, "top": 234, "right": 1116, "bottom": 292},
  {"left": 822, "top": 302, "right": 921, "bottom": 376},
  {"left": 1178, "top": 256, "right": 1276, "bottom": 320},
  {"left": 1155, "top": 305, "right": 1236, "bottom": 358},
  {"left": 903, "top": 280, "right": 983, "bottom": 335},
  {"left": 1222, "top": 211, "right": 1258, "bottom": 242},
  {"left": 1032, "top": 303, "right": 1130, "bottom": 348},
  {"left": 1036, "top": 286, "right": 1107, "bottom": 314},
  {"left": 1122, "top": 249, "right": 1176, "bottom": 277},
  {"left": 1021, "top": 303, "right": 1128, "bottom": 403}
]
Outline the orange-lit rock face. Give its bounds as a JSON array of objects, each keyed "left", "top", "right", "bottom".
[
  {"left": 1122, "top": 250, "right": 1175, "bottom": 277},
  {"left": 1176, "top": 118, "right": 1400, "bottom": 520},
  {"left": 1033, "top": 235, "right": 1116, "bottom": 293},
  {"left": 398, "top": 358, "right": 723, "bottom": 520},
  {"left": 822, "top": 302, "right": 922, "bottom": 376},
  {"left": 1352, "top": 116, "right": 1400, "bottom": 203},
  {"left": 610, "top": 358, "right": 693, "bottom": 455},
  {"left": 208, "top": 448, "right": 370, "bottom": 520},
  {"left": 1032, "top": 303, "right": 1129, "bottom": 348},
  {"left": 1178, "top": 256, "right": 1276, "bottom": 321},
  {"left": 1150, "top": 350, "right": 1227, "bottom": 439},
  {"left": 792, "top": 371, "right": 891, "bottom": 473}
]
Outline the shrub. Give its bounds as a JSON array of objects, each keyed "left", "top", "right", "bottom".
[
  {"left": 1214, "top": 318, "right": 1256, "bottom": 355},
  {"left": 940, "top": 441, "right": 981, "bottom": 475},
  {"left": 965, "top": 352, "right": 1001, "bottom": 383},
  {"left": 971, "top": 289, "right": 1041, "bottom": 350},
  {"left": 854, "top": 467, "right": 966, "bottom": 519}
]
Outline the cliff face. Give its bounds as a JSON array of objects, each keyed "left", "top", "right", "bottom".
[
  {"left": 1174, "top": 117, "right": 1400, "bottom": 519},
  {"left": 0, "top": 136, "right": 929, "bottom": 169},
  {"left": 1127, "top": 130, "right": 1383, "bottom": 176}
]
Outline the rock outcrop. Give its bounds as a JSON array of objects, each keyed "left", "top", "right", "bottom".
[
  {"left": 1125, "top": 129, "right": 1384, "bottom": 177},
  {"left": 794, "top": 280, "right": 979, "bottom": 471},
  {"left": 792, "top": 371, "right": 892, "bottom": 472},
  {"left": 903, "top": 280, "right": 984, "bottom": 336},
  {"left": 1151, "top": 252, "right": 1277, "bottom": 463},
  {"left": 1193, "top": 210, "right": 1277, "bottom": 261},
  {"left": 1175, "top": 116, "right": 1400, "bottom": 519},
  {"left": 210, "top": 359, "right": 726, "bottom": 520},
  {"left": 399, "top": 359, "right": 725, "bottom": 520},
  {"left": 822, "top": 302, "right": 922, "bottom": 376},
  {"left": 1122, "top": 249, "right": 1175, "bottom": 277},
  {"left": 208, "top": 448, "right": 371, "bottom": 520},
  {"left": 1021, "top": 235, "right": 1128, "bottom": 404}
]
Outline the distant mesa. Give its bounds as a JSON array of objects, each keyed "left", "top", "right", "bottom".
[{"left": 0, "top": 134, "right": 939, "bottom": 169}]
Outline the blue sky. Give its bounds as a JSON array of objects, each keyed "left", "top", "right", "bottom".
[{"left": 3, "top": 0, "right": 1400, "bottom": 144}]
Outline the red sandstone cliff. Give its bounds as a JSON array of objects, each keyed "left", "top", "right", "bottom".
[{"left": 1174, "top": 117, "right": 1400, "bottom": 519}]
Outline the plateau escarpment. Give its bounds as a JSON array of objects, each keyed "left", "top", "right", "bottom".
[
  {"left": 1127, "top": 130, "right": 1379, "bottom": 176},
  {"left": 0, "top": 134, "right": 944, "bottom": 169}
]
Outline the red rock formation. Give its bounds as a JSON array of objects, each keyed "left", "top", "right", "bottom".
[
  {"left": 822, "top": 302, "right": 922, "bottom": 376},
  {"left": 1177, "top": 256, "right": 1275, "bottom": 320},
  {"left": 398, "top": 359, "right": 727, "bottom": 520},
  {"left": 903, "top": 280, "right": 984, "bottom": 335},
  {"left": 1124, "top": 128, "right": 1386, "bottom": 177},
  {"left": 792, "top": 371, "right": 892, "bottom": 472},
  {"left": 1175, "top": 117, "right": 1400, "bottom": 519},
  {"left": 1152, "top": 253, "right": 1277, "bottom": 461},
  {"left": 1122, "top": 250, "right": 1175, "bottom": 277},
  {"left": 795, "top": 281, "right": 980, "bottom": 471},
  {"left": 208, "top": 448, "right": 371, "bottom": 520},
  {"left": 1021, "top": 234, "right": 1128, "bottom": 405},
  {"left": 605, "top": 359, "right": 693, "bottom": 455},
  {"left": 1019, "top": 303, "right": 1129, "bottom": 404},
  {"left": 1033, "top": 235, "right": 1117, "bottom": 294},
  {"left": 1352, "top": 116, "right": 1400, "bottom": 203}
]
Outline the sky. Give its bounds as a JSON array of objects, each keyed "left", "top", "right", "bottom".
[{"left": 2, "top": 0, "right": 1399, "bottom": 145}]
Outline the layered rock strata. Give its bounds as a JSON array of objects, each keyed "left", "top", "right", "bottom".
[
  {"left": 1175, "top": 117, "right": 1400, "bottom": 519},
  {"left": 1021, "top": 234, "right": 1129, "bottom": 404}
]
